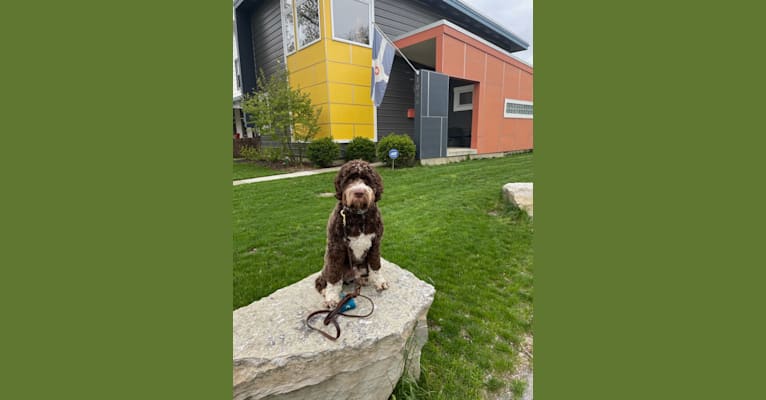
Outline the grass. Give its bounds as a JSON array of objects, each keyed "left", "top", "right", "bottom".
[
  {"left": 232, "top": 160, "right": 284, "bottom": 180},
  {"left": 233, "top": 153, "right": 533, "bottom": 399}
]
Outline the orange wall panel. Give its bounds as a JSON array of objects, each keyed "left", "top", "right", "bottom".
[
  {"left": 464, "top": 45, "right": 485, "bottom": 82},
  {"left": 442, "top": 35, "right": 465, "bottom": 77},
  {"left": 503, "top": 65, "right": 520, "bottom": 99},
  {"left": 518, "top": 72, "right": 533, "bottom": 102},
  {"left": 485, "top": 55, "right": 504, "bottom": 86}
]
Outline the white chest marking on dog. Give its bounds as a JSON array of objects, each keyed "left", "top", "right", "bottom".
[{"left": 348, "top": 233, "right": 375, "bottom": 260}]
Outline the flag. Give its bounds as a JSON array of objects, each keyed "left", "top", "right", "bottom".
[{"left": 371, "top": 25, "right": 395, "bottom": 107}]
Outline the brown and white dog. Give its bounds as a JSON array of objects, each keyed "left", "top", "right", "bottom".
[{"left": 315, "top": 160, "right": 388, "bottom": 308}]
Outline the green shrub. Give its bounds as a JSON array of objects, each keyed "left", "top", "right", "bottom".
[
  {"left": 377, "top": 134, "right": 416, "bottom": 167},
  {"left": 239, "top": 145, "right": 261, "bottom": 161},
  {"left": 307, "top": 137, "right": 340, "bottom": 167},
  {"left": 254, "top": 146, "right": 286, "bottom": 163},
  {"left": 344, "top": 137, "right": 377, "bottom": 162}
]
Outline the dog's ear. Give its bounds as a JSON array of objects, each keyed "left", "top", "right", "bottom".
[
  {"left": 368, "top": 165, "right": 383, "bottom": 202},
  {"left": 334, "top": 163, "right": 351, "bottom": 200},
  {"left": 334, "top": 168, "right": 344, "bottom": 200}
]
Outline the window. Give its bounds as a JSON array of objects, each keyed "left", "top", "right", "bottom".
[
  {"left": 332, "top": 0, "right": 372, "bottom": 46},
  {"left": 504, "top": 99, "right": 533, "bottom": 119},
  {"left": 281, "top": 0, "right": 296, "bottom": 54},
  {"left": 453, "top": 85, "right": 474, "bottom": 112},
  {"left": 296, "top": 0, "right": 320, "bottom": 49}
]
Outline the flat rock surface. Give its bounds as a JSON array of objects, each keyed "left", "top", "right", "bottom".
[
  {"left": 233, "top": 258, "right": 435, "bottom": 400},
  {"left": 503, "top": 182, "right": 534, "bottom": 217}
]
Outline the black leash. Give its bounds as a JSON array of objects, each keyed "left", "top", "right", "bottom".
[{"left": 306, "top": 285, "right": 374, "bottom": 341}]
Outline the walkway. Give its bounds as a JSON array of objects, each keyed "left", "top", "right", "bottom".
[{"left": 233, "top": 162, "right": 384, "bottom": 186}]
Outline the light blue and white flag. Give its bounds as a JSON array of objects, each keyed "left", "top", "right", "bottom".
[{"left": 371, "top": 25, "right": 395, "bottom": 107}]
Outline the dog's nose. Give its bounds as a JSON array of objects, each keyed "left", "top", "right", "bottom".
[{"left": 353, "top": 190, "right": 365, "bottom": 198}]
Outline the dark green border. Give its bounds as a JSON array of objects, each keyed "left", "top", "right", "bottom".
[
  {"left": 3, "top": 1, "right": 231, "bottom": 398},
  {"left": 4, "top": 0, "right": 765, "bottom": 398},
  {"left": 536, "top": 1, "right": 765, "bottom": 399}
]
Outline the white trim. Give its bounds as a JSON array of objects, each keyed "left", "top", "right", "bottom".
[
  {"left": 393, "top": 19, "right": 532, "bottom": 68},
  {"left": 503, "top": 98, "right": 533, "bottom": 119},
  {"left": 330, "top": 0, "right": 374, "bottom": 48},
  {"left": 280, "top": 0, "right": 297, "bottom": 56},
  {"left": 453, "top": 84, "right": 474, "bottom": 112},
  {"left": 332, "top": 36, "right": 372, "bottom": 48},
  {"left": 296, "top": 0, "right": 322, "bottom": 51}
]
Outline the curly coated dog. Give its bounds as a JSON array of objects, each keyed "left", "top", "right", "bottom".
[{"left": 315, "top": 160, "right": 389, "bottom": 308}]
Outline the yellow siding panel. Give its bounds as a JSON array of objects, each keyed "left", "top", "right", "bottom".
[
  {"left": 350, "top": 45, "right": 372, "bottom": 67},
  {"left": 321, "top": 0, "right": 333, "bottom": 38},
  {"left": 289, "top": 65, "right": 320, "bottom": 88},
  {"left": 317, "top": 104, "right": 331, "bottom": 125},
  {"left": 331, "top": 104, "right": 374, "bottom": 124},
  {"left": 315, "top": 61, "right": 328, "bottom": 82},
  {"left": 326, "top": 62, "right": 369, "bottom": 85},
  {"left": 316, "top": 123, "right": 332, "bottom": 139},
  {"left": 300, "top": 83, "right": 329, "bottom": 106},
  {"left": 327, "top": 83, "right": 354, "bottom": 104},
  {"left": 354, "top": 124, "right": 375, "bottom": 139},
  {"left": 352, "top": 85, "right": 373, "bottom": 105},
  {"left": 287, "top": 42, "right": 326, "bottom": 71},
  {"left": 329, "top": 124, "right": 355, "bottom": 140},
  {"left": 326, "top": 40, "right": 351, "bottom": 63}
]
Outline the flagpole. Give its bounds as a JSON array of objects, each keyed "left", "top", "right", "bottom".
[{"left": 374, "top": 23, "right": 419, "bottom": 75}]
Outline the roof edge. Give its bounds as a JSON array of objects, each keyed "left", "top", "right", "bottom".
[
  {"left": 394, "top": 20, "right": 533, "bottom": 69},
  {"left": 442, "top": 0, "right": 529, "bottom": 49}
]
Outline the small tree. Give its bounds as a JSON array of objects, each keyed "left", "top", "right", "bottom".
[{"left": 243, "top": 66, "right": 321, "bottom": 165}]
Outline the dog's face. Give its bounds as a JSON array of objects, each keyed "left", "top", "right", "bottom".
[{"left": 335, "top": 160, "right": 383, "bottom": 210}]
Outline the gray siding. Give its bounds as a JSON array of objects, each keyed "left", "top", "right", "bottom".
[
  {"left": 235, "top": 10, "right": 257, "bottom": 95},
  {"left": 376, "top": 57, "right": 416, "bottom": 139},
  {"left": 374, "top": 0, "right": 443, "bottom": 38},
  {"left": 250, "top": 0, "right": 285, "bottom": 82}
]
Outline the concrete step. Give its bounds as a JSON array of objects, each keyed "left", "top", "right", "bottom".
[{"left": 447, "top": 147, "right": 478, "bottom": 157}]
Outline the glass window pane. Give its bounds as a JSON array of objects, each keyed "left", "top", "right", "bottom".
[
  {"left": 459, "top": 91, "right": 473, "bottom": 105},
  {"left": 296, "top": 0, "right": 320, "bottom": 48},
  {"left": 282, "top": 0, "right": 296, "bottom": 53},
  {"left": 333, "top": 0, "right": 371, "bottom": 45}
]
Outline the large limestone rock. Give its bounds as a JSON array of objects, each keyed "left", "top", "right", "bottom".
[
  {"left": 503, "top": 182, "right": 533, "bottom": 217},
  {"left": 233, "top": 259, "right": 435, "bottom": 400}
]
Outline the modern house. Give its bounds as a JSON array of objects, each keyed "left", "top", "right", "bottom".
[{"left": 233, "top": 0, "right": 532, "bottom": 160}]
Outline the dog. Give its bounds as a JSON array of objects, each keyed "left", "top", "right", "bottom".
[{"left": 315, "top": 160, "right": 389, "bottom": 308}]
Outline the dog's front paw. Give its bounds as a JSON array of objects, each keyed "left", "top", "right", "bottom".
[
  {"left": 369, "top": 269, "right": 388, "bottom": 291},
  {"left": 323, "top": 295, "right": 340, "bottom": 309},
  {"left": 375, "top": 279, "right": 389, "bottom": 291},
  {"left": 321, "top": 281, "right": 343, "bottom": 309},
  {"left": 322, "top": 289, "right": 341, "bottom": 309}
]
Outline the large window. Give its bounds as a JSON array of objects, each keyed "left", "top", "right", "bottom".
[
  {"left": 296, "top": 0, "right": 321, "bottom": 49},
  {"left": 332, "top": 0, "right": 372, "bottom": 46},
  {"left": 281, "top": 0, "right": 320, "bottom": 54},
  {"left": 281, "top": 0, "right": 296, "bottom": 54},
  {"left": 504, "top": 99, "right": 533, "bottom": 119}
]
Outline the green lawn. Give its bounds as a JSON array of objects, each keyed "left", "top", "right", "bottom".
[
  {"left": 233, "top": 153, "right": 533, "bottom": 399},
  {"left": 233, "top": 160, "right": 284, "bottom": 180}
]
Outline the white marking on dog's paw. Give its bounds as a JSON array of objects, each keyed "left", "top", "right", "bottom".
[
  {"left": 369, "top": 269, "right": 389, "bottom": 291},
  {"left": 322, "top": 280, "right": 343, "bottom": 308}
]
